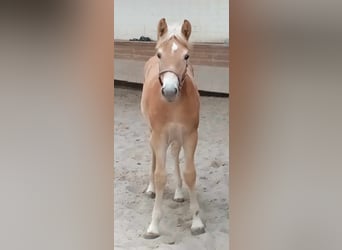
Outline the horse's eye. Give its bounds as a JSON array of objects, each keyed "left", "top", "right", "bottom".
[
  {"left": 157, "top": 53, "right": 161, "bottom": 59},
  {"left": 184, "top": 54, "right": 190, "bottom": 60}
]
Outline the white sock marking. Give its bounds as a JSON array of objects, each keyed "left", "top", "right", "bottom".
[
  {"left": 191, "top": 214, "right": 204, "bottom": 230},
  {"left": 174, "top": 187, "right": 184, "bottom": 200},
  {"left": 146, "top": 182, "right": 155, "bottom": 193},
  {"left": 147, "top": 221, "right": 160, "bottom": 234}
]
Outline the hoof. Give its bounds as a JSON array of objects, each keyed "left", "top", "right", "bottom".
[
  {"left": 173, "top": 197, "right": 185, "bottom": 202},
  {"left": 191, "top": 227, "right": 205, "bottom": 236},
  {"left": 145, "top": 191, "right": 155, "bottom": 199},
  {"left": 143, "top": 232, "right": 160, "bottom": 239}
]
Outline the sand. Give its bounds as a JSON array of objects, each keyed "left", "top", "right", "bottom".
[{"left": 114, "top": 86, "right": 229, "bottom": 250}]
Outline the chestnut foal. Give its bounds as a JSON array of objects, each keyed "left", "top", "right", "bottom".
[{"left": 140, "top": 18, "right": 205, "bottom": 239}]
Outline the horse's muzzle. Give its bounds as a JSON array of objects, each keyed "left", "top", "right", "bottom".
[{"left": 161, "top": 87, "right": 178, "bottom": 102}]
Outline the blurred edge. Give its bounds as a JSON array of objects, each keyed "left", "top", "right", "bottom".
[
  {"left": 0, "top": 1, "right": 113, "bottom": 250},
  {"left": 230, "top": 0, "right": 342, "bottom": 250}
]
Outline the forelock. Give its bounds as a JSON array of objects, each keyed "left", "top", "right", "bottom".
[{"left": 156, "top": 23, "right": 191, "bottom": 50}]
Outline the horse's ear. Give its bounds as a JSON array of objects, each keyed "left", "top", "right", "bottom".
[
  {"left": 181, "top": 19, "right": 192, "bottom": 40},
  {"left": 157, "top": 18, "right": 168, "bottom": 39}
]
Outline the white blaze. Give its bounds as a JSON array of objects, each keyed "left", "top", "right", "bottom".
[
  {"left": 162, "top": 72, "right": 178, "bottom": 90},
  {"left": 171, "top": 42, "right": 178, "bottom": 53}
]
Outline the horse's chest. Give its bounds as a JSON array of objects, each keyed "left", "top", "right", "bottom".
[{"left": 166, "top": 123, "right": 185, "bottom": 144}]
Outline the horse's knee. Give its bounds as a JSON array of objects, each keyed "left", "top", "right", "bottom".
[
  {"left": 154, "top": 169, "right": 166, "bottom": 189},
  {"left": 183, "top": 168, "right": 196, "bottom": 188}
]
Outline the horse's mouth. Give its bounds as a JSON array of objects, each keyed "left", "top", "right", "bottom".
[
  {"left": 163, "top": 95, "right": 177, "bottom": 102},
  {"left": 161, "top": 87, "right": 178, "bottom": 102}
]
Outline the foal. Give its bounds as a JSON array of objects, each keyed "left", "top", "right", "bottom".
[{"left": 141, "top": 18, "right": 205, "bottom": 239}]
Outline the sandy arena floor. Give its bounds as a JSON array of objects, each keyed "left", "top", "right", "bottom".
[{"left": 114, "top": 86, "right": 229, "bottom": 250}]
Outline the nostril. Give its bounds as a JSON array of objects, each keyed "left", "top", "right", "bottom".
[{"left": 161, "top": 87, "right": 178, "bottom": 98}]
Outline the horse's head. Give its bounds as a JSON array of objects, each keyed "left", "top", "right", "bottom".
[{"left": 156, "top": 18, "right": 192, "bottom": 102}]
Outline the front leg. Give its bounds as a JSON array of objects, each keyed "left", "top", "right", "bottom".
[{"left": 143, "top": 132, "right": 167, "bottom": 239}]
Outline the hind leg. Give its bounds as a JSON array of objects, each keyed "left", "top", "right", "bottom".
[
  {"left": 183, "top": 131, "right": 205, "bottom": 235},
  {"left": 171, "top": 142, "right": 184, "bottom": 202}
]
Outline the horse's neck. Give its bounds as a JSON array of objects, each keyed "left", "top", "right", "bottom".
[
  {"left": 186, "top": 64, "right": 194, "bottom": 78},
  {"left": 144, "top": 56, "right": 159, "bottom": 77}
]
